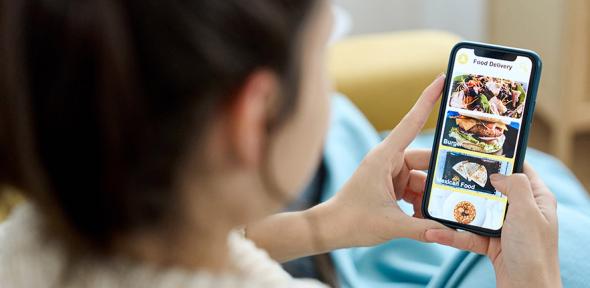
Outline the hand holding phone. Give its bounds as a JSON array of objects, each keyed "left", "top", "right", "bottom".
[
  {"left": 425, "top": 164, "right": 561, "bottom": 287},
  {"left": 422, "top": 42, "right": 542, "bottom": 236},
  {"left": 311, "top": 76, "right": 448, "bottom": 250}
]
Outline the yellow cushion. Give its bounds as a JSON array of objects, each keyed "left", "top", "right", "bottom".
[{"left": 329, "top": 30, "right": 461, "bottom": 131}]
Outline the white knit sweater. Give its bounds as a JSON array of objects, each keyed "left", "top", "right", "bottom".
[{"left": 0, "top": 205, "right": 327, "bottom": 288}]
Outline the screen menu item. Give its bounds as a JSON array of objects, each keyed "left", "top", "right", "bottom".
[{"left": 427, "top": 48, "right": 533, "bottom": 230}]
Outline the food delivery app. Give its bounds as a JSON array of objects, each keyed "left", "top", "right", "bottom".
[{"left": 427, "top": 48, "right": 533, "bottom": 230}]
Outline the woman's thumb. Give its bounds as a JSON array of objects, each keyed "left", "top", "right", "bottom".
[
  {"left": 397, "top": 217, "right": 448, "bottom": 242},
  {"left": 489, "top": 174, "right": 509, "bottom": 193},
  {"left": 491, "top": 173, "right": 535, "bottom": 206}
]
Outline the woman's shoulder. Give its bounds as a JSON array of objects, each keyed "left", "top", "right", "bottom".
[
  {"left": 226, "top": 230, "right": 328, "bottom": 287},
  {"left": 0, "top": 204, "right": 65, "bottom": 287},
  {"left": 0, "top": 205, "right": 328, "bottom": 288}
]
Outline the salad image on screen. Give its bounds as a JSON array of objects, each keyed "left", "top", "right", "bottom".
[
  {"left": 449, "top": 74, "right": 528, "bottom": 119},
  {"left": 441, "top": 111, "right": 520, "bottom": 157}
]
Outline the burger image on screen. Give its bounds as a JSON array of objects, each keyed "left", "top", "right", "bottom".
[{"left": 449, "top": 112, "right": 508, "bottom": 154}]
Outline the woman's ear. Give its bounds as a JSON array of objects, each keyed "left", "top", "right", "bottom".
[{"left": 226, "top": 69, "right": 280, "bottom": 167}]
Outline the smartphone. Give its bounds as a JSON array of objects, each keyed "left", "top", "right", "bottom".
[{"left": 421, "top": 41, "right": 542, "bottom": 237}]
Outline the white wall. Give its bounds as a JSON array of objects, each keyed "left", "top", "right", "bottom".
[{"left": 333, "top": 0, "right": 488, "bottom": 41}]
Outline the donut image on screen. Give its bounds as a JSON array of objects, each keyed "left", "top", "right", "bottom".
[{"left": 453, "top": 201, "right": 477, "bottom": 224}]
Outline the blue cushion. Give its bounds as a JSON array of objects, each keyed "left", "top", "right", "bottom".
[{"left": 322, "top": 95, "right": 590, "bottom": 287}]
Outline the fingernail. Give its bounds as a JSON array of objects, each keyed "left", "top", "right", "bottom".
[{"left": 437, "top": 73, "right": 446, "bottom": 79}]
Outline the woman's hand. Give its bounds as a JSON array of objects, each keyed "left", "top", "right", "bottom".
[
  {"left": 315, "top": 74, "right": 450, "bottom": 248},
  {"left": 424, "top": 164, "right": 561, "bottom": 288},
  {"left": 247, "top": 75, "right": 450, "bottom": 262}
]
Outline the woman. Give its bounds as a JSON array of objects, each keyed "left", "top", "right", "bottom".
[{"left": 0, "top": 0, "right": 560, "bottom": 287}]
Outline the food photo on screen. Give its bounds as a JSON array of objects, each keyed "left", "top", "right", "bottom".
[
  {"left": 428, "top": 187, "right": 506, "bottom": 230},
  {"left": 449, "top": 74, "right": 528, "bottom": 119},
  {"left": 441, "top": 110, "right": 520, "bottom": 158},
  {"left": 434, "top": 150, "right": 511, "bottom": 195}
]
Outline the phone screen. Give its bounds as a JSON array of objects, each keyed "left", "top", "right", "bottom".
[{"left": 425, "top": 47, "right": 535, "bottom": 232}]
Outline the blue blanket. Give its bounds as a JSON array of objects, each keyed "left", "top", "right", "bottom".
[{"left": 322, "top": 95, "right": 590, "bottom": 288}]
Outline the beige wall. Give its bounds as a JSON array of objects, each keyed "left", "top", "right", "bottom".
[
  {"left": 333, "top": 0, "right": 488, "bottom": 41},
  {"left": 488, "top": 0, "right": 565, "bottom": 125}
]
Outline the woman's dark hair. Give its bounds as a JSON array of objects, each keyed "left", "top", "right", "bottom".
[{"left": 0, "top": 0, "right": 317, "bottom": 251}]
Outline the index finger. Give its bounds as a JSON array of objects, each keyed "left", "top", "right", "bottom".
[{"left": 385, "top": 74, "right": 445, "bottom": 152}]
